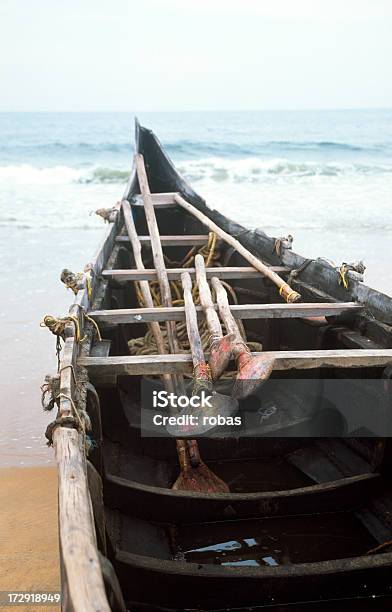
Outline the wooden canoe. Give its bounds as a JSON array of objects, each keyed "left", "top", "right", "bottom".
[{"left": 48, "top": 120, "right": 392, "bottom": 611}]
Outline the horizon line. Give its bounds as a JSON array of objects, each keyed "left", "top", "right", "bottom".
[{"left": 1, "top": 107, "right": 392, "bottom": 114}]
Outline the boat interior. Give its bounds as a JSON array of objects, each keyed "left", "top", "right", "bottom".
[{"left": 74, "top": 123, "right": 392, "bottom": 610}]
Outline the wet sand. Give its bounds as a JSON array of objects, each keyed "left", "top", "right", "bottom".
[{"left": 0, "top": 467, "right": 60, "bottom": 611}]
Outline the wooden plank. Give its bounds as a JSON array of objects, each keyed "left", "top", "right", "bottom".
[
  {"left": 78, "top": 348, "right": 392, "bottom": 376},
  {"left": 54, "top": 427, "right": 110, "bottom": 611},
  {"left": 88, "top": 302, "right": 363, "bottom": 324},
  {"left": 131, "top": 192, "right": 178, "bottom": 207},
  {"left": 103, "top": 266, "right": 288, "bottom": 281},
  {"left": 116, "top": 234, "right": 212, "bottom": 246}
]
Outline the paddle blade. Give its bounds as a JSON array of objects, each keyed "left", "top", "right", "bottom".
[
  {"left": 209, "top": 333, "right": 236, "bottom": 379},
  {"left": 172, "top": 462, "right": 229, "bottom": 493},
  {"left": 232, "top": 354, "right": 275, "bottom": 399}
]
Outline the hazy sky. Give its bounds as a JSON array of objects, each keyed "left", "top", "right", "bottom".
[{"left": 1, "top": 0, "right": 392, "bottom": 111}]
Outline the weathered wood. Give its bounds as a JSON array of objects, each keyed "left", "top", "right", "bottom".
[
  {"left": 78, "top": 348, "right": 392, "bottom": 377},
  {"left": 89, "top": 302, "right": 363, "bottom": 324},
  {"left": 131, "top": 192, "right": 178, "bottom": 207},
  {"left": 182, "top": 272, "right": 205, "bottom": 367},
  {"left": 103, "top": 265, "right": 289, "bottom": 281},
  {"left": 54, "top": 427, "right": 110, "bottom": 611},
  {"left": 53, "top": 209, "right": 116, "bottom": 610},
  {"left": 136, "top": 156, "right": 228, "bottom": 491},
  {"left": 122, "top": 199, "right": 171, "bottom": 375},
  {"left": 211, "top": 277, "right": 242, "bottom": 340},
  {"left": 195, "top": 254, "right": 224, "bottom": 340},
  {"left": 57, "top": 336, "right": 79, "bottom": 419},
  {"left": 211, "top": 276, "right": 276, "bottom": 398},
  {"left": 133, "top": 158, "right": 195, "bottom": 478},
  {"left": 116, "top": 234, "right": 212, "bottom": 246},
  {"left": 136, "top": 155, "right": 179, "bottom": 354},
  {"left": 174, "top": 193, "right": 301, "bottom": 303}
]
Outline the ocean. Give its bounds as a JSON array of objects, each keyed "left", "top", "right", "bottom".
[{"left": 1, "top": 109, "right": 391, "bottom": 465}]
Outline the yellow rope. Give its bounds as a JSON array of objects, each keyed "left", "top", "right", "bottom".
[
  {"left": 338, "top": 264, "right": 349, "bottom": 289},
  {"left": 41, "top": 314, "right": 84, "bottom": 343},
  {"left": 129, "top": 234, "right": 218, "bottom": 356},
  {"left": 83, "top": 312, "right": 102, "bottom": 342},
  {"left": 127, "top": 233, "right": 264, "bottom": 369}
]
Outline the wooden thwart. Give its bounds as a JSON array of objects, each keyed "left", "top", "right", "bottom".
[
  {"left": 78, "top": 348, "right": 392, "bottom": 376},
  {"left": 89, "top": 302, "right": 362, "bottom": 324},
  {"left": 131, "top": 192, "right": 178, "bottom": 207},
  {"left": 116, "top": 234, "right": 213, "bottom": 246},
  {"left": 104, "top": 265, "right": 288, "bottom": 281}
]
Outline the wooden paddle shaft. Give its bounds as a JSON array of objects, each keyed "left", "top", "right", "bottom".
[
  {"left": 136, "top": 155, "right": 179, "bottom": 354},
  {"left": 181, "top": 272, "right": 205, "bottom": 367},
  {"left": 122, "top": 198, "right": 189, "bottom": 469},
  {"left": 194, "top": 254, "right": 223, "bottom": 340},
  {"left": 122, "top": 200, "right": 174, "bottom": 392},
  {"left": 135, "top": 157, "right": 201, "bottom": 467},
  {"left": 211, "top": 276, "right": 243, "bottom": 344},
  {"left": 174, "top": 193, "right": 301, "bottom": 303}
]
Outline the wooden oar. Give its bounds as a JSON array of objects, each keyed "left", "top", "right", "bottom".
[
  {"left": 136, "top": 154, "right": 230, "bottom": 493},
  {"left": 122, "top": 199, "right": 192, "bottom": 478},
  {"left": 166, "top": 273, "right": 238, "bottom": 435},
  {"left": 182, "top": 272, "right": 213, "bottom": 396},
  {"left": 211, "top": 276, "right": 275, "bottom": 399},
  {"left": 194, "top": 253, "right": 235, "bottom": 379},
  {"left": 174, "top": 193, "right": 301, "bottom": 303}
]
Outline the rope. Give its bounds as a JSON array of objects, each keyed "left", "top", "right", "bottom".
[
  {"left": 44, "top": 390, "right": 92, "bottom": 447},
  {"left": 337, "top": 261, "right": 365, "bottom": 290},
  {"left": 41, "top": 314, "right": 85, "bottom": 368},
  {"left": 83, "top": 312, "right": 102, "bottom": 342},
  {"left": 338, "top": 264, "right": 349, "bottom": 289},
  {"left": 128, "top": 234, "right": 263, "bottom": 380},
  {"left": 95, "top": 206, "right": 118, "bottom": 223},
  {"left": 41, "top": 374, "right": 61, "bottom": 412},
  {"left": 61, "top": 268, "right": 93, "bottom": 300},
  {"left": 41, "top": 314, "right": 83, "bottom": 343},
  {"left": 129, "top": 233, "right": 218, "bottom": 357},
  {"left": 287, "top": 258, "right": 314, "bottom": 286},
  {"left": 274, "top": 234, "right": 293, "bottom": 257},
  {"left": 278, "top": 283, "right": 298, "bottom": 303}
]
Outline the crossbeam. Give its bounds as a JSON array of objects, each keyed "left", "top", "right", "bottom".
[
  {"left": 78, "top": 349, "right": 392, "bottom": 377},
  {"left": 103, "top": 266, "right": 288, "bottom": 282},
  {"left": 116, "top": 234, "right": 212, "bottom": 246},
  {"left": 130, "top": 192, "right": 178, "bottom": 207},
  {"left": 89, "top": 302, "right": 362, "bottom": 324}
]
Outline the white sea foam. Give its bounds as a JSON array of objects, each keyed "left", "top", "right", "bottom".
[
  {"left": 178, "top": 157, "right": 392, "bottom": 182},
  {"left": 0, "top": 157, "right": 391, "bottom": 231},
  {"left": 0, "top": 157, "right": 391, "bottom": 188},
  {"left": 0, "top": 164, "right": 82, "bottom": 184}
]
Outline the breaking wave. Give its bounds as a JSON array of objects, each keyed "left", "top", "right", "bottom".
[
  {"left": 0, "top": 164, "right": 130, "bottom": 185},
  {"left": 178, "top": 157, "right": 392, "bottom": 182},
  {"left": 1, "top": 158, "right": 392, "bottom": 187}
]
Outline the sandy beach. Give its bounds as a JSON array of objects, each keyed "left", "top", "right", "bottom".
[{"left": 0, "top": 467, "right": 60, "bottom": 611}]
